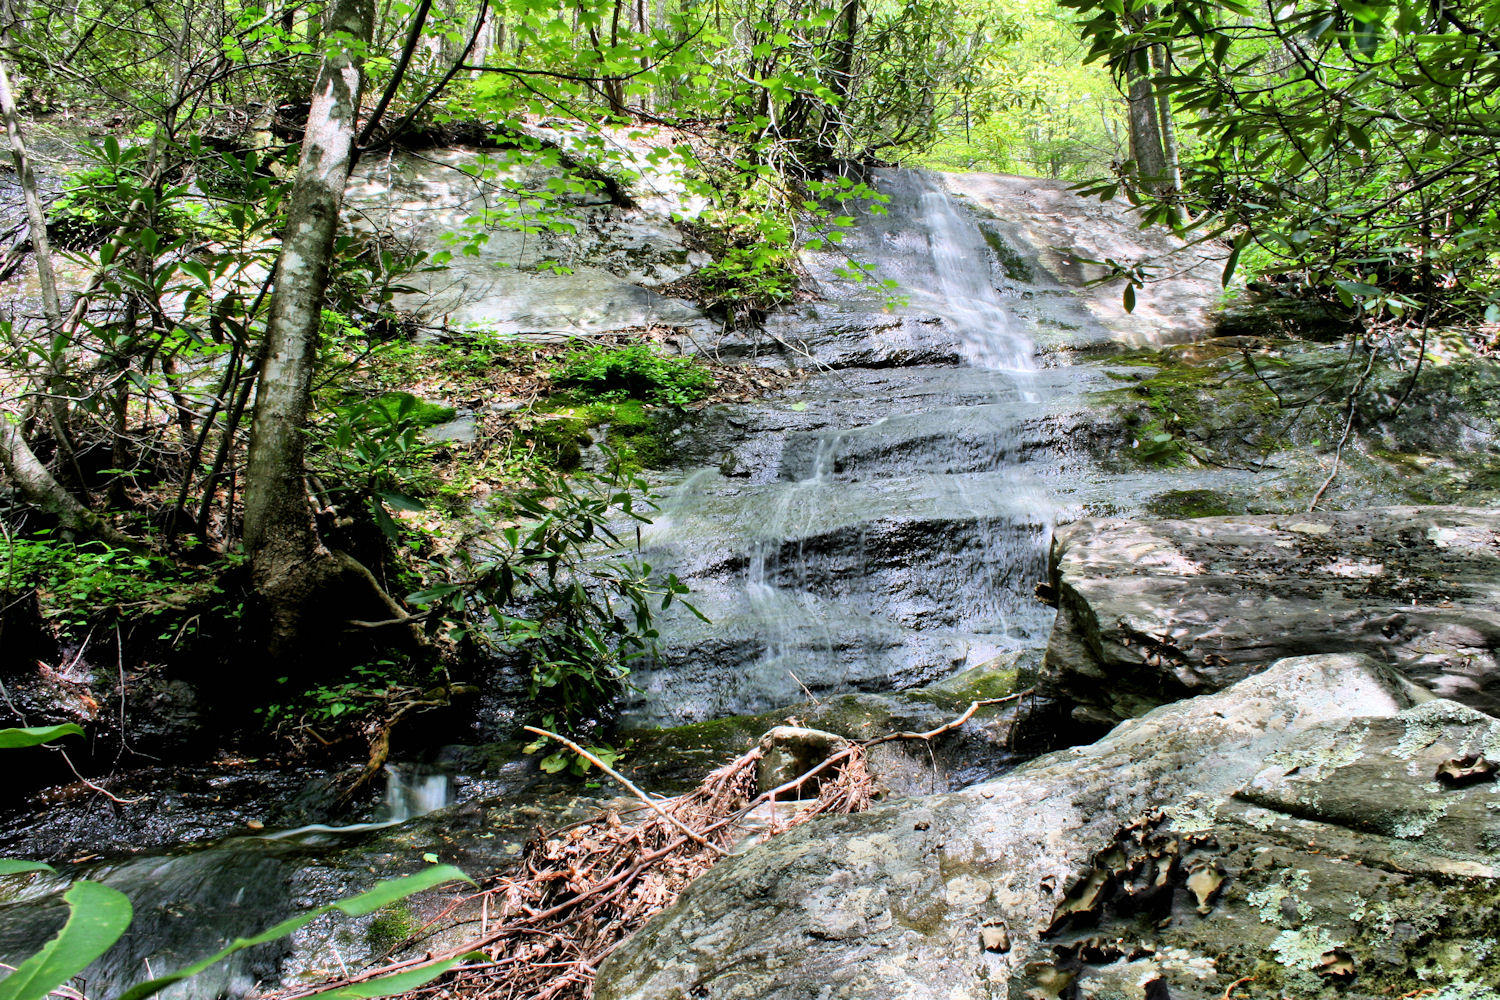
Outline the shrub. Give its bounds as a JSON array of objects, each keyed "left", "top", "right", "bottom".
[
  {"left": 408, "top": 457, "right": 701, "bottom": 726},
  {"left": 49, "top": 140, "right": 199, "bottom": 248},
  {"left": 551, "top": 344, "right": 714, "bottom": 407},
  {"left": 692, "top": 243, "right": 799, "bottom": 313},
  {"left": 0, "top": 532, "right": 236, "bottom": 641}
]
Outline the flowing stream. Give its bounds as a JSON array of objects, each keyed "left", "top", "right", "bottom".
[
  {"left": 628, "top": 170, "right": 1067, "bottom": 723},
  {"left": 1, "top": 162, "right": 1242, "bottom": 998}
]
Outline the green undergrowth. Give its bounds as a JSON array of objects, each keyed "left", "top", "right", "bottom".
[
  {"left": 256, "top": 657, "right": 450, "bottom": 738},
  {"left": 691, "top": 242, "right": 800, "bottom": 313},
  {"left": 363, "top": 329, "right": 556, "bottom": 389},
  {"left": 301, "top": 339, "right": 706, "bottom": 740},
  {"left": 551, "top": 343, "right": 714, "bottom": 407},
  {"left": 0, "top": 533, "right": 243, "bottom": 646},
  {"left": 344, "top": 391, "right": 456, "bottom": 429},
  {"left": 287, "top": 325, "right": 720, "bottom": 743},
  {"left": 525, "top": 396, "right": 683, "bottom": 473},
  {"left": 671, "top": 220, "right": 802, "bottom": 319}
]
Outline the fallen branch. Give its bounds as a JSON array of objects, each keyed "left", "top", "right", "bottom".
[
  {"left": 266, "top": 693, "right": 1016, "bottom": 1000},
  {"left": 523, "top": 725, "right": 728, "bottom": 856},
  {"left": 864, "top": 688, "right": 1033, "bottom": 746}
]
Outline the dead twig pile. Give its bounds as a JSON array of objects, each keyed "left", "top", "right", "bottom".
[
  {"left": 262, "top": 692, "right": 1030, "bottom": 1000},
  {"left": 261, "top": 729, "right": 875, "bottom": 1000}
]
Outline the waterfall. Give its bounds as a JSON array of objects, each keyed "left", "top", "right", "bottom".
[
  {"left": 632, "top": 168, "right": 1058, "bottom": 723},
  {"left": 378, "top": 765, "right": 454, "bottom": 823}
]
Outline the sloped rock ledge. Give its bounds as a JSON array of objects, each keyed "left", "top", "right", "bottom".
[
  {"left": 593, "top": 654, "right": 1500, "bottom": 1000},
  {"left": 1038, "top": 505, "right": 1500, "bottom": 732}
]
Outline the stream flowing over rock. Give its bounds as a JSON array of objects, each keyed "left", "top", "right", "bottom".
[
  {"left": 594, "top": 655, "right": 1500, "bottom": 1000},
  {"left": 7, "top": 146, "right": 1500, "bottom": 1000},
  {"left": 620, "top": 168, "right": 1232, "bottom": 728}
]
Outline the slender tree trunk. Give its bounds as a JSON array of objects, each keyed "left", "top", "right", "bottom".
[
  {"left": 243, "top": 0, "right": 408, "bottom": 665},
  {"left": 651, "top": 0, "right": 665, "bottom": 110},
  {"left": 1149, "top": 42, "right": 1185, "bottom": 222},
  {"left": 1124, "top": 46, "right": 1167, "bottom": 193},
  {"left": 0, "top": 419, "right": 141, "bottom": 548},
  {"left": 819, "top": 0, "right": 860, "bottom": 161},
  {"left": 0, "top": 9, "right": 78, "bottom": 471},
  {"left": 602, "top": 0, "right": 627, "bottom": 114},
  {"left": 354, "top": 0, "right": 433, "bottom": 151}
]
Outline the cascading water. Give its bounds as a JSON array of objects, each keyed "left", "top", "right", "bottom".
[
  {"left": 263, "top": 763, "right": 454, "bottom": 838},
  {"left": 0, "top": 765, "right": 456, "bottom": 1000},
  {"left": 631, "top": 169, "right": 1058, "bottom": 724}
]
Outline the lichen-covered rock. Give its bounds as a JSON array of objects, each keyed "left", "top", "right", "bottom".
[
  {"left": 1038, "top": 506, "right": 1500, "bottom": 732},
  {"left": 595, "top": 654, "right": 1500, "bottom": 1000}
]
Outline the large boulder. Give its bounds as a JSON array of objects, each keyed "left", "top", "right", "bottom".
[
  {"left": 1038, "top": 506, "right": 1500, "bottom": 730},
  {"left": 595, "top": 654, "right": 1500, "bottom": 999},
  {"left": 344, "top": 147, "right": 711, "bottom": 338}
]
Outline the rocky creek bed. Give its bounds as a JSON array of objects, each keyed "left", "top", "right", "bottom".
[{"left": 6, "top": 149, "right": 1500, "bottom": 999}]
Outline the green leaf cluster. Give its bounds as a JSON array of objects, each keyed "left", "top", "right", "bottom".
[
  {"left": 1064, "top": 0, "right": 1500, "bottom": 322},
  {"left": 551, "top": 343, "right": 714, "bottom": 408},
  {"left": 0, "top": 861, "right": 475, "bottom": 1000},
  {"left": 0, "top": 533, "right": 241, "bottom": 642}
]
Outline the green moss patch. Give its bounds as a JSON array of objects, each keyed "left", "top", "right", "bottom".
[
  {"left": 349, "top": 391, "right": 456, "bottom": 429},
  {"left": 366, "top": 902, "right": 418, "bottom": 953},
  {"left": 1145, "top": 489, "right": 1237, "bottom": 519},
  {"left": 979, "top": 225, "right": 1034, "bottom": 282}
]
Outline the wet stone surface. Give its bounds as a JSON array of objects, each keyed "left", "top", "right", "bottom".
[
  {"left": 1039, "top": 506, "right": 1500, "bottom": 731},
  {"left": 594, "top": 655, "right": 1500, "bottom": 1000}
]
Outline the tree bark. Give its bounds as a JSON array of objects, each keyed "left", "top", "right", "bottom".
[
  {"left": 0, "top": 8, "right": 78, "bottom": 471},
  {"left": 0, "top": 419, "right": 141, "bottom": 549},
  {"left": 1149, "top": 42, "right": 1185, "bottom": 221},
  {"left": 242, "top": 0, "right": 399, "bottom": 664},
  {"left": 1124, "top": 46, "right": 1168, "bottom": 193}
]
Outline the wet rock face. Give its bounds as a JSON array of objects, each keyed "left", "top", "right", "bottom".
[
  {"left": 1038, "top": 506, "right": 1500, "bottom": 730},
  {"left": 937, "top": 172, "right": 1225, "bottom": 350},
  {"left": 626, "top": 168, "right": 1234, "bottom": 727},
  {"left": 593, "top": 655, "right": 1500, "bottom": 1000},
  {"left": 344, "top": 146, "right": 713, "bottom": 338}
]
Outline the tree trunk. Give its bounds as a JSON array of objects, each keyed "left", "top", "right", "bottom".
[
  {"left": 1149, "top": 42, "right": 1185, "bottom": 221},
  {"left": 0, "top": 419, "right": 141, "bottom": 549},
  {"left": 1124, "top": 46, "right": 1168, "bottom": 193},
  {"left": 242, "top": 0, "right": 409, "bottom": 666},
  {"left": 0, "top": 10, "right": 78, "bottom": 472},
  {"left": 354, "top": 0, "right": 433, "bottom": 150}
]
